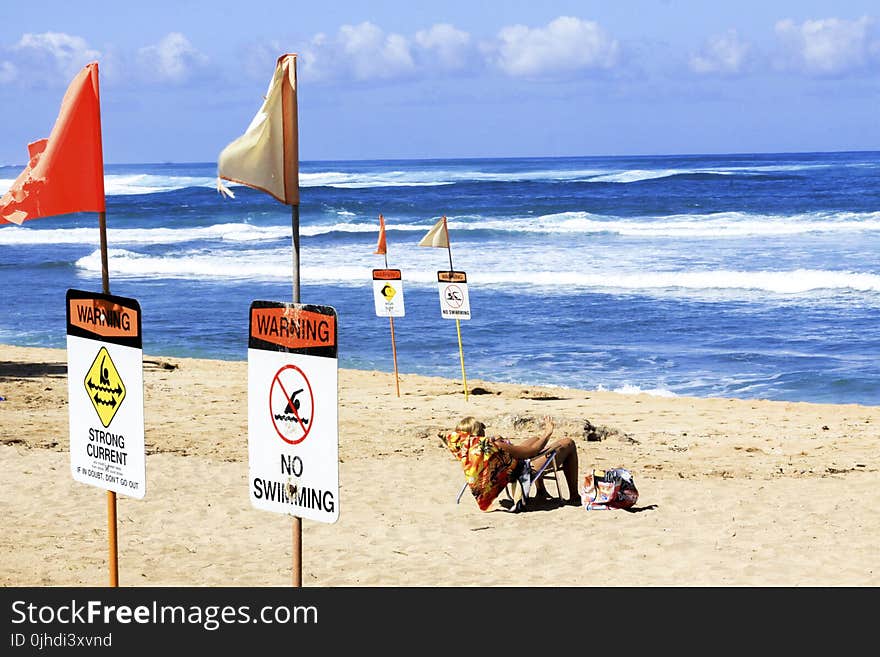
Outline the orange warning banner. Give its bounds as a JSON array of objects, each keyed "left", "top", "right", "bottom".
[
  {"left": 438, "top": 270, "right": 467, "bottom": 283},
  {"left": 372, "top": 268, "right": 402, "bottom": 280},
  {"left": 251, "top": 307, "right": 336, "bottom": 350},
  {"left": 68, "top": 298, "right": 140, "bottom": 339}
]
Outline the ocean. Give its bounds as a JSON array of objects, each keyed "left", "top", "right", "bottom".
[{"left": 2, "top": 151, "right": 879, "bottom": 405}]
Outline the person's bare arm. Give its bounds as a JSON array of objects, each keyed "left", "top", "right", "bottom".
[{"left": 493, "top": 416, "right": 555, "bottom": 459}]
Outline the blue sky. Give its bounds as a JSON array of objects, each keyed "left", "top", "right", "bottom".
[{"left": 0, "top": 0, "right": 878, "bottom": 163}]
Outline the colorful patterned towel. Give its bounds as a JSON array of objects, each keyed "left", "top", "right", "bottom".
[{"left": 445, "top": 431, "right": 519, "bottom": 511}]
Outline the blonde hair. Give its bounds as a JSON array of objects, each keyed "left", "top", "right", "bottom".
[{"left": 455, "top": 416, "right": 485, "bottom": 436}]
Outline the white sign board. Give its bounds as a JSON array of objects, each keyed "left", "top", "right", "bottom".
[
  {"left": 437, "top": 270, "right": 471, "bottom": 320},
  {"left": 248, "top": 301, "right": 339, "bottom": 523},
  {"left": 372, "top": 269, "right": 405, "bottom": 317},
  {"left": 66, "top": 289, "right": 145, "bottom": 499}
]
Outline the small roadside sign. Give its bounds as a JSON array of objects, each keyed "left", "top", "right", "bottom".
[
  {"left": 372, "top": 268, "right": 405, "bottom": 317},
  {"left": 437, "top": 270, "right": 471, "bottom": 320},
  {"left": 66, "top": 289, "right": 145, "bottom": 499},
  {"left": 247, "top": 301, "right": 339, "bottom": 524}
]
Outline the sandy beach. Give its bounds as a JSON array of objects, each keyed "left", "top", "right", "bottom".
[{"left": 1, "top": 342, "right": 878, "bottom": 587}]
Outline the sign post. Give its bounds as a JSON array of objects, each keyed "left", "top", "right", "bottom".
[
  {"left": 372, "top": 268, "right": 404, "bottom": 396},
  {"left": 66, "top": 289, "right": 145, "bottom": 585},
  {"left": 437, "top": 270, "right": 470, "bottom": 400},
  {"left": 248, "top": 301, "right": 339, "bottom": 530}
]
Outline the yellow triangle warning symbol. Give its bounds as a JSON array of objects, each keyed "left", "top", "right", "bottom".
[
  {"left": 84, "top": 347, "right": 126, "bottom": 427},
  {"left": 381, "top": 283, "right": 396, "bottom": 301}
]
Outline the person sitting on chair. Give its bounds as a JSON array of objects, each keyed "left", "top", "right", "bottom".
[{"left": 444, "top": 415, "right": 580, "bottom": 511}]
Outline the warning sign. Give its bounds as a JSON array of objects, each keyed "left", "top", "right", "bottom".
[
  {"left": 248, "top": 301, "right": 339, "bottom": 524},
  {"left": 66, "top": 289, "right": 145, "bottom": 499},
  {"left": 84, "top": 347, "right": 126, "bottom": 427},
  {"left": 372, "top": 268, "right": 405, "bottom": 317},
  {"left": 437, "top": 270, "right": 471, "bottom": 320}
]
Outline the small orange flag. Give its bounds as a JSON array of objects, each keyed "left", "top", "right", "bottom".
[
  {"left": 0, "top": 62, "right": 105, "bottom": 225},
  {"left": 374, "top": 214, "right": 387, "bottom": 255}
]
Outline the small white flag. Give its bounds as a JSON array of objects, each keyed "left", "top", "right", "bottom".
[
  {"left": 217, "top": 54, "right": 298, "bottom": 205},
  {"left": 418, "top": 216, "right": 449, "bottom": 248}
]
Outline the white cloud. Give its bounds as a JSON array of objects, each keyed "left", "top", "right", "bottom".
[
  {"left": 490, "top": 16, "right": 619, "bottom": 77},
  {"left": 0, "top": 61, "right": 16, "bottom": 84},
  {"left": 690, "top": 29, "right": 751, "bottom": 75},
  {"left": 297, "top": 18, "right": 619, "bottom": 82},
  {"left": 137, "top": 32, "right": 208, "bottom": 83},
  {"left": 242, "top": 40, "right": 286, "bottom": 81},
  {"left": 775, "top": 16, "right": 879, "bottom": 75},
  {"left": 298, "top": 22, "right": 415, "bottom": 81},
  {"left": 326, "top": 22, "right": 415, "bottom": 80},
  {"left": 414, "top": 23, "right": 472, "bottom": 70},
  {"left": 298, "top": 22, "right": 478, "bottom": 81},
  {"left": 297, "top": 33, "right": 329, "bottom": 81},
  {"left": 12, "top": 32, "right": 101, "bottom": 85}
]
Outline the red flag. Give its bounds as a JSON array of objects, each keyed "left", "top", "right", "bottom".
[
  {"left": 374, "top": 214, "right": 387, "bottom": 255},
  {"left": 0, "top": 62, "right": 105, "bottom": 225}
]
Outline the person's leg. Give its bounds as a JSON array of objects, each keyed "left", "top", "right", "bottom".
[
  {"left": 544, "top": 438, "right": 580, "bottom": 504},
  {"left": 530, "top": 437, "right": 579, "bottom": 504}
]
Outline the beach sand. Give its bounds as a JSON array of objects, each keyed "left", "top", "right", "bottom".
[{"left": 1, "top": 342, "right": 877, "bottom": 587}]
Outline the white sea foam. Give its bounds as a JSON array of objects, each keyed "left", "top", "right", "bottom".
[
  {"left": 0, "top": 173, "right": 221, "bottom": 197},
  {"left": 103, "top": 174, "right": 218, "bottom": 195},
  {"left": 0, "top": 223, "right": 290, "bottom": 245},
  {"left": 480, "top": 268, "right": 880, "bottom": 294},
  {"left": 71, "top": 246, "right": 880, "bottom": 297},
  {"left": 597, "top": 383, "right": 678, "bottom": 398},
  {"left": 584, "top": 163, "right": 830, "bottom": 184},
  {"left": 75, "top": 247, "right": 300, "bottom": 279},
  {"left": 300, "top": 170, "right": 451, "bottom": 188},
  {"left": 0, "top": 220, "right": 445, "bottom": 246},
  {"left": 75, "top": 247, "right": 381, "bottom": 282},
  {"left": 5, "top": 210, "right": 880, "bottom": 246},
  {"left": 477, "top": 210, "right": 880, "bottom": 238},
  {"left": 587, "top": 169, "right": 699, "bottom": 183},
  {"left": 0, "top": 161, "right": 842, "bottom": 196}
]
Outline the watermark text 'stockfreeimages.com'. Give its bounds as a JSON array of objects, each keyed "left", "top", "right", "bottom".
[{"left": 9, "top": 597, "right": 318, "bottom": 646}]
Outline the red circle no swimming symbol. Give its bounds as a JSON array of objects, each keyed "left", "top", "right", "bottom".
[
  {"left": 269, "top": 364, "right": 315, "bottom": 445},
  {"left": 444, "top": 284, "right": 464, "bottom": 308}
]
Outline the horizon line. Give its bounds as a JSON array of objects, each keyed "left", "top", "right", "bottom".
[
  {"left": 2, "top": 147, "right": 879, "bottom": 170},
  {"left": 2, "top": 147, "right": 877, "bottom": 169}
]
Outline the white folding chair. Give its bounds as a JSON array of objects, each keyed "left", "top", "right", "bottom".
[{"left": 455, "top": 449, "right": 561, "bottom": 512}]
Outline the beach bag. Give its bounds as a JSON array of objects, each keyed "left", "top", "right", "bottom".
[{"left": 581, "top": 468, "right": 638, "bottom": 510}]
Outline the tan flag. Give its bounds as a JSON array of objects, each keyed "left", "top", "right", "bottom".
[
  {"left": 418, "top": 216, "right": 449, "bottom": 248},
  {"left": 217, "top": 54, "right": 299, "bottom": 205}
]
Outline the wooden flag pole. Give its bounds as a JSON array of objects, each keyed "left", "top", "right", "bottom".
[
  {"left": 442, "top": 217, "right": 468, "bottom": 400},
  {"left": 99, "top": 212, "right": 110, "bottom": 294},
  {"left": 219, "top": 53, "right": 305, "bottom": 588},
  {"left": 389, "top": 317, "right": 400, "bottom": 397},
  {"left": 107, "top": 492, "right": 118, "bottom": 586},
  {"left": 279, "top": 52, "right": 304, "bottom": 588},
  {"left": 455, "top": 319, "right": 468, "bottom": 402},
  {"left": 382, "top": 250, "right": 401, "bottom": 397},
  {"left": 443, "top": 216, "right": 453, "bottom": 271},
  {"left": 291, "top": 202, "right": 303, "bottom": 588},
  {"left": 98, "top": 209, "right": 119, "bottom": 587},
  {"left": 291, "top": 204, "right": 301, "bottom": 302}
]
